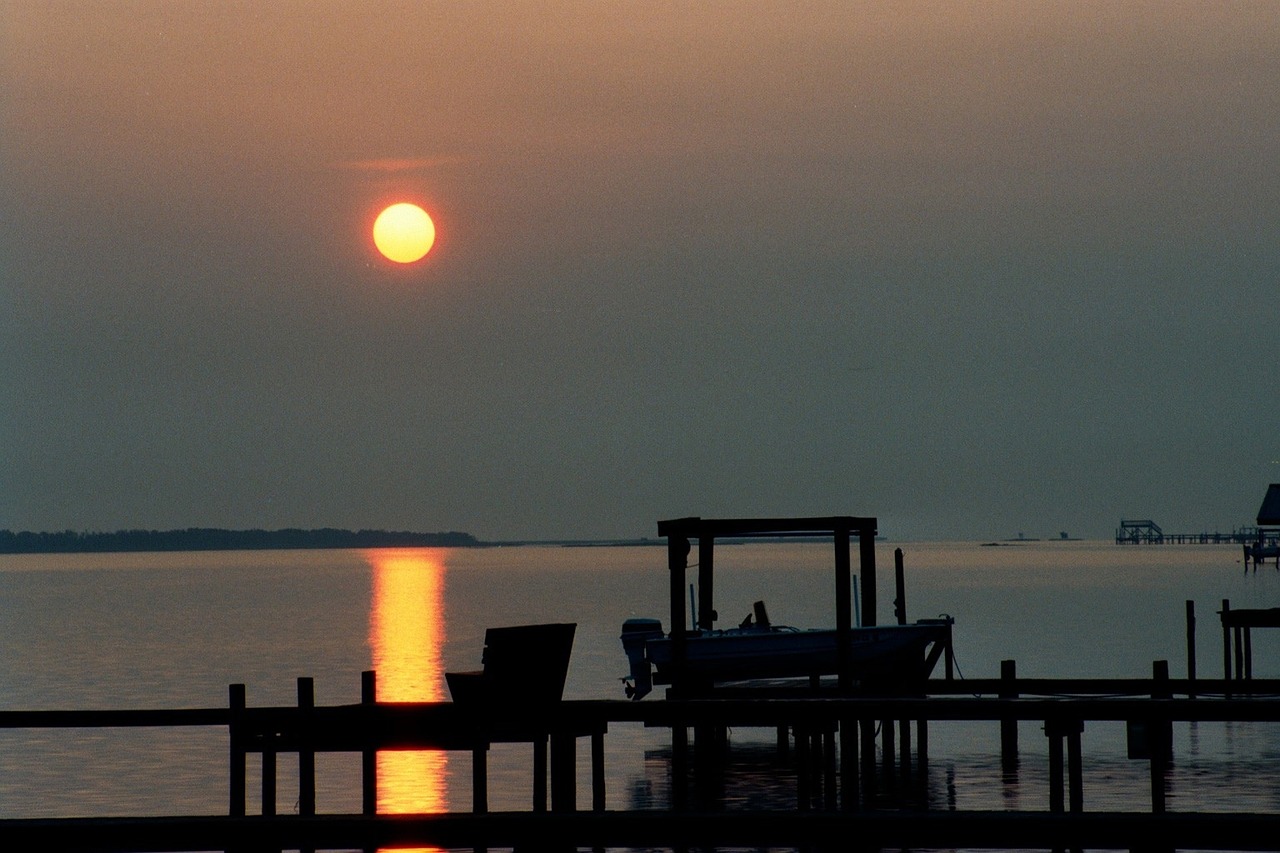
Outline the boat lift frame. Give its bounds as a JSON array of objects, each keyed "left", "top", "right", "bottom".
[{"left": 656, "top": 516, "right": 879, "bottom": 693}]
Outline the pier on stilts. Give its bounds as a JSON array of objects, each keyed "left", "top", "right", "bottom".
[{"left": 8, "top": 668, "right": 1280, "bottom": 850}]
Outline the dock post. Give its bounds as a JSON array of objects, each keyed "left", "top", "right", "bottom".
[
  {"left": 1047, "top": 723, "right": 1064, "bottom": 812},
  {"left": 839, "top": 716, "right": 858, "bottom": 810},
  {"left": 1045, "top": 717, "right": 1084, "bottom": 814},
  {"left": 671, "top": 724, "right": 689, "bottom": 810},
  {"left": 591, "top": 730, "right": 606, "bottom": 811},
  {"left": 899, "top": 714, "right": 912, "bottom": 788},
  {"left": 1067, "top": 722, "right": 1084, "bottom": 812},
  {"left": 859, "top": 718, "right": 876, "bottom": 806},
  {"left": 261, "top": 739, "right": 276, "bottom": 816},
  {"left": 361, "top": 670, "right": 377, "bottom": 816},
  {"left": 881, "top": 716, "right": 896, "bottom": 802},
  {"left": 894, "top": 548, "right": 906, "bottom": 625},
  {"left": 473, "top": 743, "right": 488, "bottom": 813},
  {"left": 297, "top": 677, "right": 315, "bottom": 818},
  {"left": 1221, "top": 599, "right": 1232, "bottom": 698},
  {"left": 1185, "top": 601, "right": 1197, "bottom": 699},
  {"left": 823, "top": 725, "right": 838, "bottom": 810},
  {"left": 228, "top": 683, "right": 246, "bottom": 818},
  {"left": 550, "top": 730, "right": 576, "bottom": 812},
  {"left": 1245, "top": 626, "right": 1254, "bottom": 682},
  {"left": 1150, "top": 660, "right": 1172, "bottom": 813},
  {"left": 795, "top": 723, "right": 811, "bottom": 810},
  {"left": 1234, "top": 624, "right": 1245, "bottom": 680},
  {"left": 916, "top": 717, "right": 929, "bottom": 798},
  {"left": 533, "top": 733, "right": 548, "bottom": 812},
  {"left": 999, "top": 660, "right": 1018, "bottom": 770}
]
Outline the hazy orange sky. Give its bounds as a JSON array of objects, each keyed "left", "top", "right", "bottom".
[{"left": 3, "top": 2, "right": 1277, "bottom": 539}]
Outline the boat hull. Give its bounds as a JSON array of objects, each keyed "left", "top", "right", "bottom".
[{"left": 622, "top": 618, "right": 952, "bottom": 698}]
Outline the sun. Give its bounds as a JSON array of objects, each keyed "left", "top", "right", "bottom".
[{"left": 373, "top": 203, "right": 436, "bottom": 263}]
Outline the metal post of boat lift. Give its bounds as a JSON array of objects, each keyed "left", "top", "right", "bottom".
[
  {"left": 666, "top": 532, "right": 690, "bottom": 694},
  {"left": 835, "top": 523, "right": 853, "bottom": 690},
  {"left": 894, "top": 549, "right": 907, "bottom": 626},
  {"left": 858, "top": 522, "right": 877, "bottom": 631},
  {"left": 697, "top": 536, "right": 715, "bottom": 631}
]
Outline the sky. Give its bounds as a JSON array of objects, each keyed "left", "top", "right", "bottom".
[{"left": 2, "top": 2, "right": 1277, "bottom": 542}]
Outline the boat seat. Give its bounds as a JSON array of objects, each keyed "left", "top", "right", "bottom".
[
  {"left": 753, "top": 600, "right": 771, "bottom": 629},
  {"left": 446, "top": 622, "right": 576, "bottom": 706}
]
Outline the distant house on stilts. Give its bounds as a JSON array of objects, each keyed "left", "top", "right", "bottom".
[{"left": 1244, "top": 484, "right": 1280, "bottom": 568}]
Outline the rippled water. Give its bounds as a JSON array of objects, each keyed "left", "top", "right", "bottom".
[{"left": 1, "top": 540, "right": 1278, "bottom": 821}]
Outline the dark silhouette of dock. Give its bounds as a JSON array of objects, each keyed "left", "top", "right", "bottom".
[{"left": 6, "top": 663, "right": 1280, "bottom": 851}]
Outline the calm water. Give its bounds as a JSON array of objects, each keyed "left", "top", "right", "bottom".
[{"left": 2, "top": 540, "right": 1280, "bottom": 822}]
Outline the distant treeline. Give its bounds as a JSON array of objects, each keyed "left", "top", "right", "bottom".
[{"left": 0, "top": 528, "right": 479, "bottom": 554}]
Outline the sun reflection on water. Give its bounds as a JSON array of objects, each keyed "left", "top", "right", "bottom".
[{"left": 365, "top": 548, "right": 449, "bottom": 822}]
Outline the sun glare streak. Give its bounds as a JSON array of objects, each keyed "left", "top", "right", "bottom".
[{"left": 365, "top": 548, "right": 449, "bottom": 827}]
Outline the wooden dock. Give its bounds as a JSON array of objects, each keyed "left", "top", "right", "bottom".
[{"left": 7, "top": 664, "right": 1280, "bottom": 851}]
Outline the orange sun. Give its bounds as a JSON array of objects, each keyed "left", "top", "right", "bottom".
[{"left": 373, "top": 203, "right": 436, "bottom": 263}]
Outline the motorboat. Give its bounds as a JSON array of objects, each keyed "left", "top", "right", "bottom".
[{"left": 621, "top": 601, "right": 952, "bottom": 699}]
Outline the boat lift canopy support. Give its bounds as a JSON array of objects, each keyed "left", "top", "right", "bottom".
[{"left": 656, "top": 516, "right": 878, "bottom": 692}]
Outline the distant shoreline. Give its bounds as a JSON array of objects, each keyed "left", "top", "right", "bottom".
[
  {"left": 0, "top": 530, "right": 875, "bottom": 554},
  {"left": 0, "top": 528, "right": 480, "bottom": 554}
]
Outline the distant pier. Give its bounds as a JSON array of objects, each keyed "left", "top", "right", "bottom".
[{"left": 1115, "top": 519, "right": 1272, "bottom": 545}]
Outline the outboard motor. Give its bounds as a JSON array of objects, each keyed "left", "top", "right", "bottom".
[{"left": 620, "top": 617, "right": 663, "bottom": 699}]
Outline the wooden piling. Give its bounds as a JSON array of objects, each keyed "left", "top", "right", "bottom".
[
  {"left": 261, "top": 741, "right": 276, "bottom": 816},
  {"left": 795, "top": 723, "right": 811, "bottom": 810},
  {"left": 1234, "top": 625, "right": 1245, "bottom": 680},
  {"left": 1150, "top": 661, "right": 1171, "bottom": 814},
  {"left": 894, "top": 548, "right": 906, "bottom": 626},
  {"left": 917, "top": 718, "right": 929, "bottom": 792},
  {"left": 1048, "top": 729, "right": 1064, "bottom": 812},
  {"left": 1222, "top": 599, "right": 1232, "bottom": 697},
  {"left": 881, "top": 717, "right": 895, "bottom": 777},
  {"left": 671, "top": 725, "right": 689, "bottom": 810},
  {"left": 1000, "top": 660, "right": 1018, "bottom": 769},
  {"left": 1067, "top": 725, "right": 1083, "bottom": 812},
  {"left": 297, "top": 677, "right": 316, "bottom": 817},
  {"left": 361, "top": 670, "right": 377, "bottom": 816},
  {"left": 823, "top": 728, "right": 838, "bottom": 810},
  {"left": 859, "top": 718, "right": 876, "bottom": 805},
  {"left": 472, "top": 743, "right": 488, "bottom": 814},
  {"left": 839, "top": 716, "right": 858, "bottom": 811},
  {"left": 591, "top": 731, "right": 606, "bottom": 811},
  {"left": 1186, "top": 601, "right": 1197, "bottom": 699},
  {"left": 533, "top": 734, "right": 548, "bottom": 812},
  {"left": 228, "top": 684, "right": 246, "bottom": 818},
  {"left": 899, "top": 715, "right": 912, "bottom": 787},
  {"left": 550, "top": 731, "right": 576, "bottom": 812}
]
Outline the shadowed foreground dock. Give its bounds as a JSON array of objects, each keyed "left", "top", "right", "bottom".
[
  {"left": 8, "top": 673, "right": 1280, "bottom": 851},
  {"left": 7, "top": 810, "right": 1280, "bottom": 852}
]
